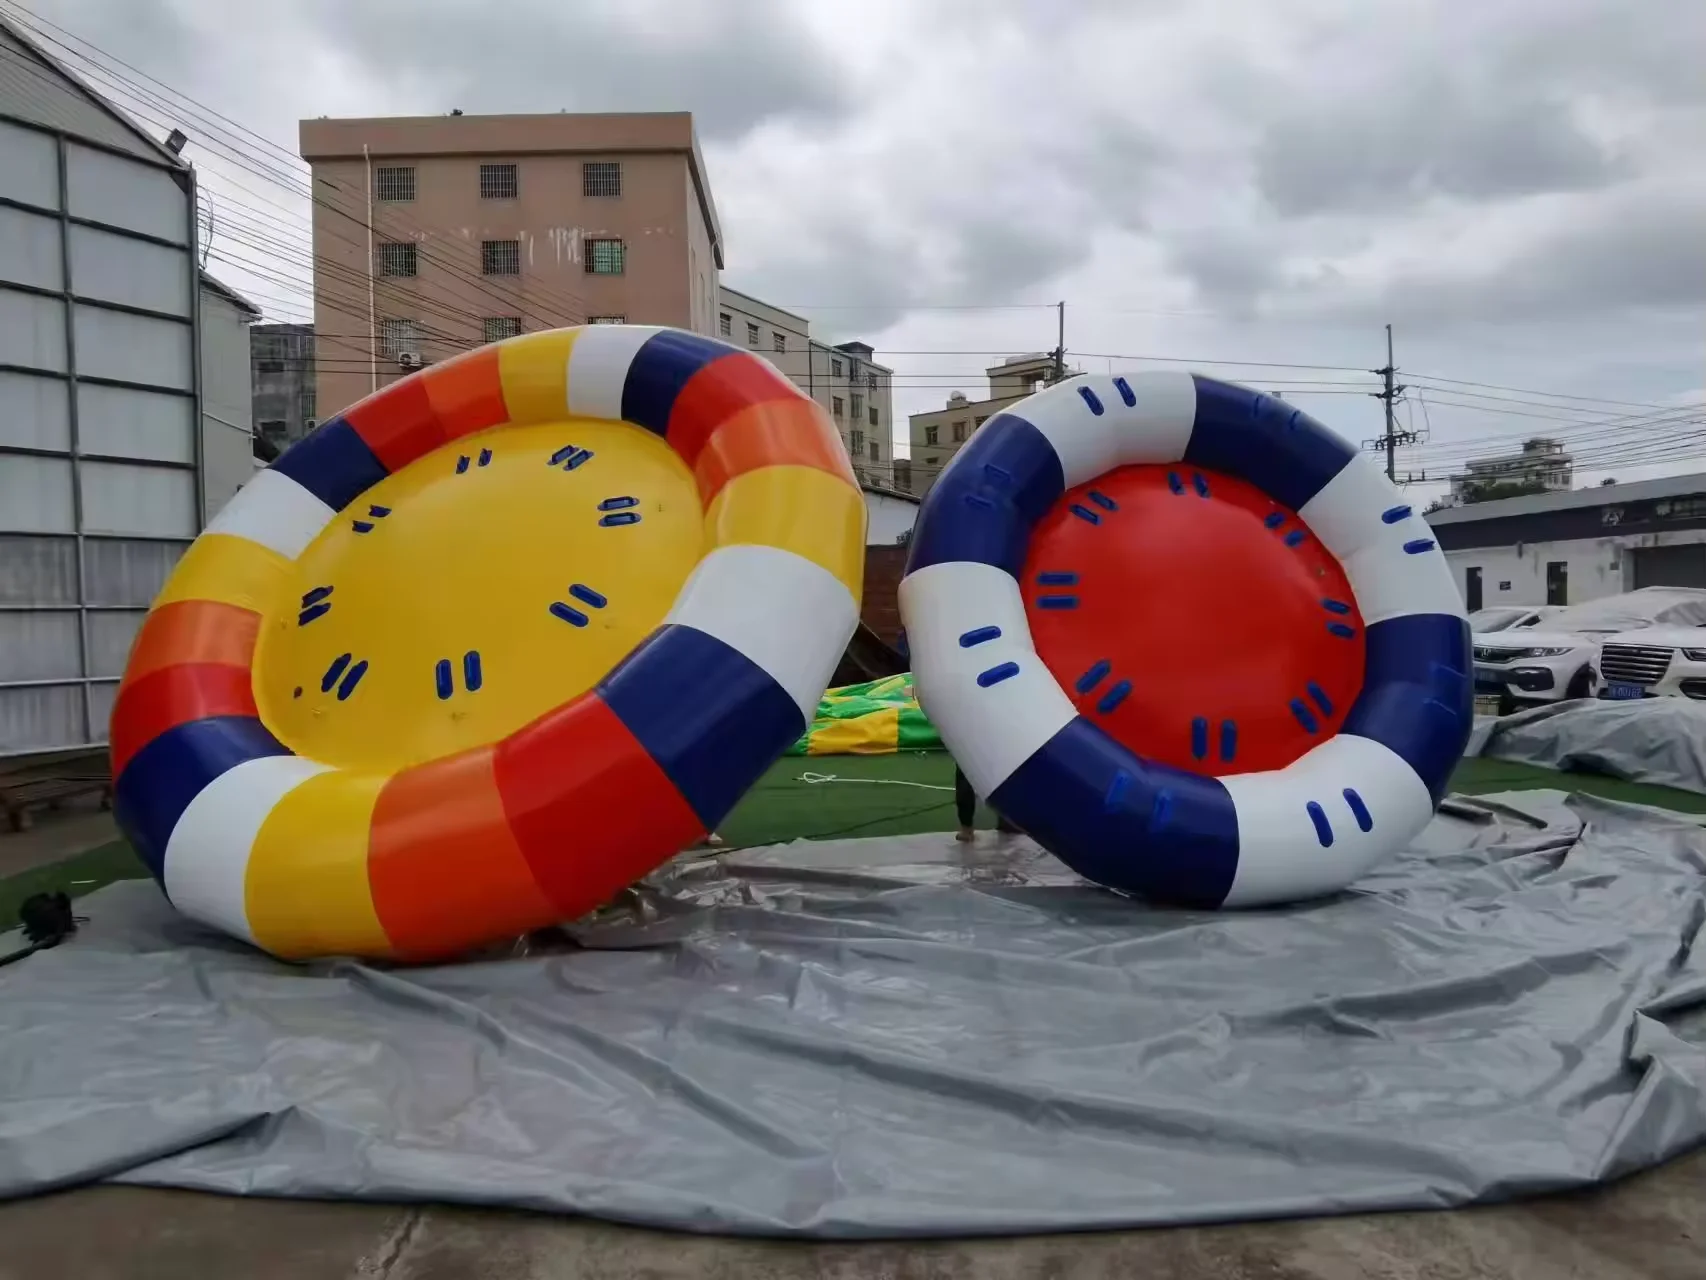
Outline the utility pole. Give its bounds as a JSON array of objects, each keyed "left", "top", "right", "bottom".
[
  {"left": 1366, "top": 322, "right": 1415, "bottom": 481},
  {"left": 1050, "top": 300, "right": 1066, "bottom": 384}
]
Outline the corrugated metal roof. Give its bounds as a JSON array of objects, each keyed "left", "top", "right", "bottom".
[
  {"left": 1427, "top": 471, "right": 1706, "bottom": 525},
  {"left": 0, "top": 20, "right": 181, "bottom": 164}
]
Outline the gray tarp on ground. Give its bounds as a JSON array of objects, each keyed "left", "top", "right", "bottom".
[
  {"left": 3, "top": 789, "right": 1705, "bottom": 1238},
  {"left": 1473, "top": 698, "right": 1706, "bottom": 795}
]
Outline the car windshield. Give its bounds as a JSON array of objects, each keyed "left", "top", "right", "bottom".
[
  {"left": 1543, "top": 594, "right": 1706, "bottom": 635},
  {"left": 1468, "top": 608, "right": 1529, "bottom": 632}
]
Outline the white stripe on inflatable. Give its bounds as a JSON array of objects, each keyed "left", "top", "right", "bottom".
[
  {"left": 1219, "top": 734, "right": 1434, "bottom": 907},
  {"left": 203, "top": 468, "right": 335, "bottom": 560},
  {"left": 1298, "top": 451, "right": 1465, "bottom": 626},
  {"left": 162, "top": 756, "right": 332, "bottom": 944},
  {"left": 564, "top": 324, "right": 667, "bottom": 421},
  {"left": 1018, "top": 371, "right": 1198, "bottom": 490},
  {"left": 899, "top": 560, "right": 1077, "bottom": 798},
  {"left": 666, "top": 544, "right": 859, "bottom": 723}
]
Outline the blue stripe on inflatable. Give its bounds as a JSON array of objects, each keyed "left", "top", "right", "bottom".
[
  {"left": 904, "top": 412, "right": 1065, "bottom": 577},
  {"left": 1184, "top": 376, "right": 1356, "bottom": 514},
  {"left": 620, "top": 330, "right": 737, "bottom": 436},
  {"left": 1341, "top": 612, "right": 1472, "bottom": 803},
  {"left": 598, "top": 622, "right": 804, "bottom": 829},
  {"left": 269, "top": 416, "right": 388, "bottom": 512},
  {"left": 990, "top": 717, "right": 1242, "bottom": 907},
  {"left": 112, "top": 715, "right": 293, "bottom": 885}
]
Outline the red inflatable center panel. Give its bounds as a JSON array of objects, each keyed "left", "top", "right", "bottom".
[{"left": 1022, "top": 463, "right": 1367, "bottom": 776}]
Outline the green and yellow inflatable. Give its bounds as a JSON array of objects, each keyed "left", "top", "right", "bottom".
[{"left": 786, "top": 673, "right": 942, "bottom": 756}]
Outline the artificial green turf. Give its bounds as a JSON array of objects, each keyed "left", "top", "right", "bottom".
[{"left": 6, "top": 753, "right": 1706, "bottom": 932}]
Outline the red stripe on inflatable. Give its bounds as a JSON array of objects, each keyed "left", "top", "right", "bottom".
[
  {"left": 108, "top": 662, "right": 258, "bottom": 776},
  {"left": 123, "top": 600, "right": 260, "bottom": 686},
  {"left": 423, "top": 346, "right": 510, "bottom": 440},
  {"left": 493, "top": 691, "right": 704, "bottom": 918},
  {"left": 664, "top": 351, "right": 802, "bottom": 467},
  {"left": 368, "top": 744, "right": 559, "bottom": 961},
  {"left": 343, "top": 375, "right": 445, "bottom": 474}
]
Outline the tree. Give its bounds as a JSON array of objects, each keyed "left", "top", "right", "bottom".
[{"left": 1459, "top": 478, "right": 1550, "bottom": 504}]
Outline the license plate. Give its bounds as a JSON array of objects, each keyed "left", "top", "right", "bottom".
[{"left": 1605, "top": 682, "right": 1646, "bottom": 700}]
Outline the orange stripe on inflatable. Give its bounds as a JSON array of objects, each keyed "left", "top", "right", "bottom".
[
  {"left": 109, "top": 662, "right": 258, "bottom": 775},
  {"left": 343, "top": 375, "right": 445, "bottom": 473},
  {"left": 424, "top": 346, "right": 509, "bottom": 440},
  {"left": 692, "top": 398, "right": 857, "bottom": 508},
  {"left": 494, "top": 692, "right": 703, "bottom": 920},
  {"left": 368, "top": 745, "right": 557, "bottom": 961},
  {"left": 123, "top": 600, "right": 260, "bottom": 685},
  {"left": 664, "top": 352, "right": 802, "bottom": 467}
]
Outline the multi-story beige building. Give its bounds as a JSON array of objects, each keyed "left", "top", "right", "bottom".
[
  {"left": 907, "top": 354, "right": 1067, "bottom": 493},
  {"left": 299, "top": 111, "right": 722, "bottom": 419},
  {"left": 717, "top": 286, "right": 894, "bottom": 489}
]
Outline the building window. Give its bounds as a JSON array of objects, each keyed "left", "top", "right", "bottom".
[
  {"left": 589, "top": 315, "right": 626, "bottom": 324},
  {"left": 257, "top": 358, "right": 283, "bottom": 374},
  {"left": 718, "top": 313, "right": 732, "bottom": 337},
  {"left": 974, "top": 415, "right": 988, "bottom": 427},
  {"left": 377, "top": 241, "right": 417, "bottom": 277},
  {"left": 482, "top": 317, "right": 522, "bottom": 343},
  {"left": 746, "top": 321, "right": 760, "bottom": 346},
  {"left": 924, "top": 424, "right": 939, "bottom": 445},
  {"left": 851, "top": 392, "right": 865, "bottom": 420},
  {"left": 952, "top": 420, "right": 967, "bottom": 443},
  {"left": 374, "top": 165, "right": 415, "bottom": 202},
  {"left": 586, "top": 238, "right": 625, "bottom": 274},
  {"left": 582, "top": 161, "right": 621, "bottom": 198},
  {"left": 832, "top": 396, "right": 845, "bottom": 419},
  {"left": 773, "top": 332, "right": 786, "bottom": 353},
  {"left": 480, "top": 163, "right": 518, "bottom": 200},
  {"left": 868, "top": 441, "right": 879, "bottom": 462},
  {"left": 866, "top": 370, "right": 877, "bottom": 390},
  {"left": 482, "top": 240, "right": 520, "bottom": 275},
  {"left": 379, "top": 317, "right": 421, "bottom": 359},
  {"left": 847, "top": 360, "right": 860, "bottom": 384},
  {"left": 831, "top": 358, "right": 843, "bottom": 378},
  {"left": 868, "top": 406, "right": 879, "bottom": 427},
  {"left": 851, "top": 429, "right": 865, "bottom": 453}
]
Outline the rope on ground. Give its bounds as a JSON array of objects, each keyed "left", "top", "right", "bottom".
[{"left": 794, "top": 771, "right": 954, "bottom": 792}]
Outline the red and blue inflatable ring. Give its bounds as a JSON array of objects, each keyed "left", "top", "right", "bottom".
[{"left": 899, "top": 369, "right": 1472, "bottom": 907}]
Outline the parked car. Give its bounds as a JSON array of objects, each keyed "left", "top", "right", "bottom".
[
  {"left": 1467, "top": 605, "right": 1565, "bottom": 634},
  {"left": 1472, "top": 588, "right": 1706, "bottom": 713},
  {"left": 1593, "top": 626, "right": 1706, "bottom": 701}
]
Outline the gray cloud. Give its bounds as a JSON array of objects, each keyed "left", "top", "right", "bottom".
[{"left": 300, "top": 0, "right": 853, "bottom": 142}]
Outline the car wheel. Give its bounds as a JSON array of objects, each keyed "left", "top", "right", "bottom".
[{"left": 1566, "top": 668, "right": 1592, "bottom": 700}]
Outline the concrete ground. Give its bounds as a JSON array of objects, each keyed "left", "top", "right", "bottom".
[
  {"left": 0, "top": 1154, "right": 1701, "bottom": 1280},
  {"left": 3, "top": 796, "right": 1703, "bottom": 1279}
]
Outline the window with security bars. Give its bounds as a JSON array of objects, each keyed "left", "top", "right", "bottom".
[
  {"left": 924, "top": 424, "right": 939, "bottom": 445},
  {"left": 718, "top": 313, "right": 731, "bottom": 337},
  {"left": 479, "top": 163, "right": 518, "bottom": 199},
  {"left": 773, "top": 332, "right": 786, "bottom": 353},
  {"left": 374, "top": 166, "right": 415, "bottom": 202},
  {"left": 746, "top": 321, "right": 759, "bottom": 346},
  {"left": 379, "top": 317, "right": 421, "bottom": 358},
  {"left": 583, "top": 161, "right": 621, "bottom": 197},
  {"left": 589, "top": 315, "right": 626, "bottom": 324},
  {"left": 830, "top": 358, "right": 843, "bottom": 377},
  {"left": 377, "top": 241, "right": 417, "bottom": 276},
  {"left": 482, "top": 317, "right": 522, "bottom": 343},
  {"left": 586, "top": 238, "right": 625, "bottom": 274},
  {"left": 832, "top": 396, "right": 844, "bottom": 418},
  {"left": 952, "top": 420, "right": 967, "bottom": 442},
  {"left": 851, "top": 429, "right": 865, "bottom": 453},
  {"left": 851, "top": 393, "right": 864, "bottom": 420},
  {"left": 482, "top": 240, "right": 520, "bottom": 275},
  {"left": 866, "top": 370, "right": 877, "bottom": 390}
]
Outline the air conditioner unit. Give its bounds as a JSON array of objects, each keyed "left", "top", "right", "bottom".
[{"left": 396, "top": 351, "right": 423, "bottom": 370}]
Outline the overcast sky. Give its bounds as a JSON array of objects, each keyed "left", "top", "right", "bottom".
[{"left": 14, "top": 0, "right": 1703, "bottom": 497}]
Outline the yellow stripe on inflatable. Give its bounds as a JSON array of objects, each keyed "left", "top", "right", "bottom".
[
  {"left": 497, "top": 328, "right": 580, "bottom": 426},
  {"left": 706, "top": 465, "right": 866, "bottom": 601},
  {"left": 244, "top": 770, "right": 392, "bottom": 959},
  {"left": 808, "top": 705, "right": 899, "bottom": 755},
  {"left": 152, "top": 533, "right": 294, "bottom": 614}
]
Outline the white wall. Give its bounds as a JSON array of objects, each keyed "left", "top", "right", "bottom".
[
  {"left": 864, "top": 490, "right": 916, "bottom": 545},
  {"left": 1444, "top": 528, "right": 1706, "bottom": 608},
  {"left": 200, "top": 285, "right": 256, "bottom": 520}
]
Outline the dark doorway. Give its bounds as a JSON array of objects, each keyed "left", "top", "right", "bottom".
[
  {"left": 1632, "top": 544, "right": 1706, "bottom": 589},
  {"left": 1545, "top": 561, "right": 1568, "bottom": 606},
  {"left": 1464, "top": 567, "right": 1483, "bottom": 613}
]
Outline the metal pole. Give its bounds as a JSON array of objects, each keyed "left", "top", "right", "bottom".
[
  {"left": 1383, "top": 323, "right": 1396, "bottom": 481},
  {"left": 364, "top": 142, "right": 377, "bottom": 394},
  {"left": 1054, "top": 300, "right": 1065, "bottom": 383},
  {"left": 56, "top": 135, "right": 92, "bottom": 744}
]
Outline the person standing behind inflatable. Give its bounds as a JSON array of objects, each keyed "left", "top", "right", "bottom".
[{"left": 895, "top": 627, "right": 1019, "bottom": 843}]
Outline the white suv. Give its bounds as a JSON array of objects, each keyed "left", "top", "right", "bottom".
[
  {"left": 1593, "top": 627, "right": 1706, "bottom": 702},
  {"left": 1473, "top": 588, "right": 1706, "bottom": 713}
]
